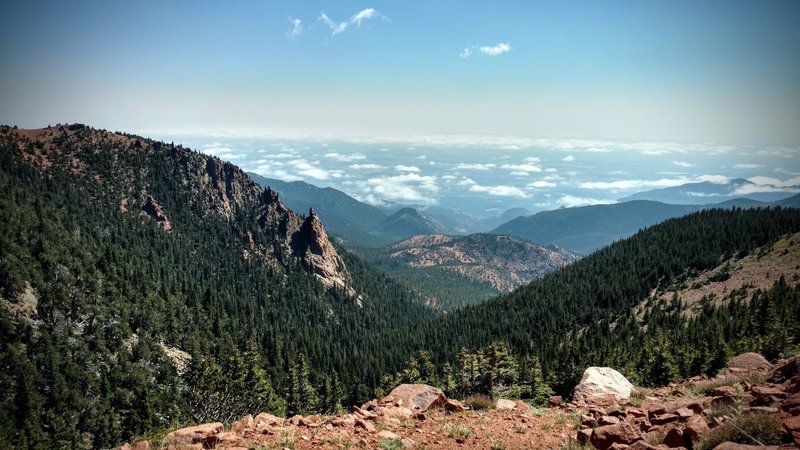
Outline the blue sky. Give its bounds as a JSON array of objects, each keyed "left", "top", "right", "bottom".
[
  {"left": 1, "top": 0, "right": 799, "bottom": 144},
  {"left": 1, "top": 1, "right": 799, "bottom": 214}
]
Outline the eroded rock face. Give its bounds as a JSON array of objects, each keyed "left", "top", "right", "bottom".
[
  {"left": 384, "top": 384, "right": 447, "bottom": 412},
  {"left": 140, "top": 195, "right": 172, "bottom": 231},
  {"left": 292, "top": 209, "right": 351, "bottom": 290},
  {"left": 257, "top": 190, "right": 352, "bottom": 293},
  {"left": 572, "top": 367, "right": 634, "bottom": 406}
]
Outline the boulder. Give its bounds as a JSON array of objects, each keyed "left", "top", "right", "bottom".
[
  {"left": 496, "top": 399, "right": 517, "bottom": 410},
  {"left": 663, "top": 427, "right": 684, "bottom": 448},
  {"left": 712, "top": 443, "right": 779, "bottom": 450},
  {"left": 769, "top": 355, "right": 799, "bottom": 383},
  {"left": 573, "top": 367, "right": 634, "bottom": 406},
  {"left": 254, "top": 412, "right": 282, "bottom": 426},
  {"left": 784, "top": 416, "right": 800, "bottom": 446},
  {"left": 726, "top": 353, "right": 771, "bottom": 371},
  {"left": 384, "top": 384, "right": 447, "bottom": 412},
  {"left": 378, "top": 430, "right": 400, "bottom": 440},
  {"left": 683, "top": 415, "right": 710, "bottom": 443},
  {"left": 164, "top": 422, "right": 222, "bottom": 446},
  {"left": 590, "top": 422, "right": 642, "bottom": 450}
]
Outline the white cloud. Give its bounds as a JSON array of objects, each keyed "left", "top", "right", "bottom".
[
  {"left": 324, "top": 152, "right": 366, "bottom": 161},
  {"left": 579, "top": 177, "right": 689, "bottom": 190},
  {"left": 672, "top": 161, "right": 693, "bottom": 168},
  {"left": 395, "top": 165, "right": 421, "bottom": 173},
  {"left": 733, "top": 176, "right": 800, "bottom": 195},
  {"left": 696, "top": 174, "right": 730, "bottom": 184},
  {"left": 562, "top": 155, "right": 576, "bottom": 162},
  {"left": 349, "top": 163, "right": 384, "bottom": 170},
  {"left": 558, "top": 195, "right": 616, "bottom": 208},
  {"left": 286, "top": 18, "right": 303, "bottom": 40},
  {"left": 441, "top": 175, "right": 457, "bottom": 181},
  {"left": 356, "top": 173, "right": 439, "bottom": 205},
  {"left": 460, "top": 42, "right": 512, "bottom": 58},
  {"left": 501, "top": 163, "right": 542, "bottom": 173},
  {"left": 733, "top": 163, "right": 764, "bottom": 169},
  {"left": 479, "top": 42, "right": 512, "bottom": 56},
  {"left": 287, "top": 159, "right": 330, "bottom": 180},
  {"left": 528, "top": 180, "right": 557, "bottom": 188},
  {"left": 455, "top": 163, "right": 496, "bottom": 170},
  {"left": 469, "top": 184, "right": 528, "bottom": 197},
  {"left": 319, "top": 8, "right": 387, "bottom": 36},
  {"left": 748, "top": 175, "right": 800, "bottom": 187}
]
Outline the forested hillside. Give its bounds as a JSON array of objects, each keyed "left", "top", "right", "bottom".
[
  {"left": 376, "top": 207, "right": 800, "bottom": 402},
  {"left": 0, "top": 125, "right": 431, "bottom": 448}
]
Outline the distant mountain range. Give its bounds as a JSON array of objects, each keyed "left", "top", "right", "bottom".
[
  {"left": 248, "top": 174, "right": 531, "bottom": 245},
  {"left": 492, "top": 195, "right": 800, "bottom": 254},
  {"left": 250, "top": 173, "right": 800, "bottom": 254},
  {"left": 619, "top": 178, "right": 799, "bottom": 204}
]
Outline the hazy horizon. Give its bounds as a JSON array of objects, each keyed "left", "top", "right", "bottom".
[{"left": 1, "top": 0, "right": 798, "bottom": 214}]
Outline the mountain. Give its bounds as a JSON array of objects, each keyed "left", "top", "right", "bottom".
[
  {"left": 376, "top": 207, "right": 447, "bottom": 242},
  {"left": 388, "top": 234, "right": 579, "bottom": 293},
  {"left": 775, "top": 192, "right": 800, "bottom": 207},
  {"left": 492, "top": 200, "right": 700, "bottom": 254},
  {"left": 247, "top": 174, "right": 389, "bottom": 246},
  {"left": 357, "top": 233, "right": 578, "bottom": 311},
  {"left": 0, "top": 124, "right": 432, "bottom": 448},
  {"left": 418, "top": 206, "right": 474, "bottom": 235},
  {"left": 620, "top": 178, "right": 799, "bottom": 204},
  {"left": 475, "top": 207, "right": 532, "bottom": 232}
]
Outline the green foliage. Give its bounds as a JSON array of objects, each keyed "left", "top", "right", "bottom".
[
  {"left": 463, "top": 394, "right": 494, "bottom": 410},
  {"left": 378, "top": 438, "right": 405, "bottom": 450},
  {"left": 443, "top": 423, "right": 471, "bottom": 438},
  {"left": 696, "top": 414, "right": 782, "bottom": 450}
]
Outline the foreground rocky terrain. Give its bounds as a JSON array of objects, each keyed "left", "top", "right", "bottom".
[{"left": 118, "top": 352, "right": 800, "bottom": 450}]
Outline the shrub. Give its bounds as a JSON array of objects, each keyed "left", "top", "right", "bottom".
[
  {"left": 560, "top": 439, "right": 594, "bottom": 450},
  {"left": 443, "top": 423, "right": 472, "bottom": 439},
  {"left": 378, "top": 438, "right": 405, "bottom": 450},
  {"left": 696, "top": 414, "right": 782, "bottom": 450},
  {"left": 464, "top": 393, "right": 494, "bottom": 410},
  {"left": 491, "top": 440, "right": 508, "bottom": 450}
]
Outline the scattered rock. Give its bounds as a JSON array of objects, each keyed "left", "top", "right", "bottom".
[
  {"left": 384, "top": 384, "right": 447, "bottom": 412},
  {"left": 548, "top": 395, "right": 563, "bottom": 407},
  {"left": 573, "top": 367, "right": 634, "bottom": 406}
]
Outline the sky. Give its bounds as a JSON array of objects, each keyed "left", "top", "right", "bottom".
[{"left": 1, "top": 0, "right": 799, "bottom": 214}]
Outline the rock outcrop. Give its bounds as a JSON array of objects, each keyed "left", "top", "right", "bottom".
[
  {"left": 140, "top": 195, "right": 172, "bottom": 231},
  {"left": 292, "top": 208, "right": 350, "bottom": 290},
  {"left": 258, "top": 190, "right": 352, "bottom": 292},
  {"left": 572, "top": 367, "right": 634, "bottom": 406}
]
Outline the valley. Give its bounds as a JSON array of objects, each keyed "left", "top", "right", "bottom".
[{"left": 1, "top": 126, "right": 799, "bottom": 449}]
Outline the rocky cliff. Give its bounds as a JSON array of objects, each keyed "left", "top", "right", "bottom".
[{"left": 2, "top": 124, "right": 352, "bottom": 293}]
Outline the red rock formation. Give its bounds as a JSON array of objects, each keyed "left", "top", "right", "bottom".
[{"left": 140, "top": 195, "right": 172, "bottom": 231}]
